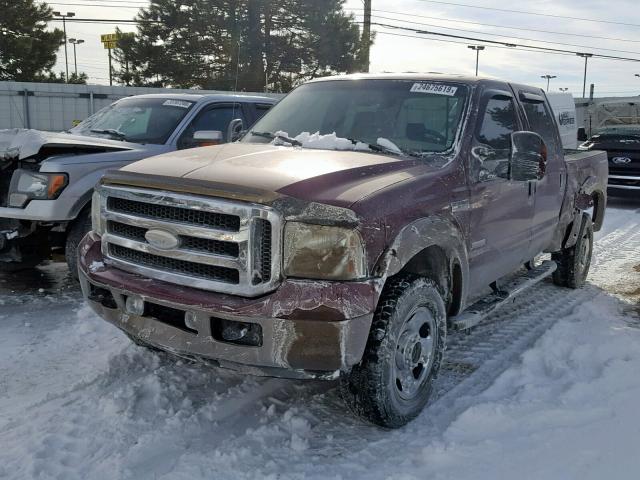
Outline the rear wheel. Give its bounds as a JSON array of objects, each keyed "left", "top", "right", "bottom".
[
  {"left": 552, "top": 213, "right": 593, "bottom": 289},
  {"left": 339, "top": 274, "right": 447, "bottom": 428}
]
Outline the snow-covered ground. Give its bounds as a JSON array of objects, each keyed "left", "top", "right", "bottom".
[{"left": 1, "top": 198, "right": 639, "bottom": 480}]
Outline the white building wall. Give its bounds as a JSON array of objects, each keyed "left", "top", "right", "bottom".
[{"left": 0, "top": 82, "right": 282, "bottom": 132}]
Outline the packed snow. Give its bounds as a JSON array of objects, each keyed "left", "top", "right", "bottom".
[
  {"left": 273, "top": 130, "right": 403, "bottom": 154},
  {"left": 0, "top": 199, "right": 639, "bottom": 479}
]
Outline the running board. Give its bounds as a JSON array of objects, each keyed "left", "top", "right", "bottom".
[{"left": 451, "top": 260, "right": 557, "bottom": 331}]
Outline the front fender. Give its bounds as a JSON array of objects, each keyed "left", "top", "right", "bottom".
[{"left": 374, "top": 215, "right": 470, "bottom": 313}]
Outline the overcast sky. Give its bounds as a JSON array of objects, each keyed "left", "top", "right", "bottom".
[{"left": 48, "top": 0, "right": 640, "bottom": 97}]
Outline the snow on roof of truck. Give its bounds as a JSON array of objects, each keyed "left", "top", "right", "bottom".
[{"left": 121, "top": 93, "right": 277, "bottom": 103}]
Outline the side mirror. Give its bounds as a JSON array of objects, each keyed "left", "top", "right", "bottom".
[
  {"left": 510, "top": 131, "right": 547, "bottom": 182},
  {"left": 193, "top": 130, "right": 223, "bottom": 147},
  {"left": 227, "top": 118, "right": 244, "bottom": 143},
  {"left": 577, "top": 127, "right": 588, "bottom": 142}
]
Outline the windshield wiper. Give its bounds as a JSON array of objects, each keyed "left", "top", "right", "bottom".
[
  {"left": 347, "top": 138, "right": 416, "bottom": 158},
  {"left": 90, "top": 129, "right": 128, "bottom": 141},
  {"left": 250, "top": 131, "right": 302, "bottom": 147}
]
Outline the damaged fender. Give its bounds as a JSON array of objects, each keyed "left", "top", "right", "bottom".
[{"left": 374, "top": 215, "right": 470, "bottom": 315}]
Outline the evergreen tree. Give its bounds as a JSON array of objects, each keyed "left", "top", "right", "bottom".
[
  {"left": 0, "top": 0, "right": 65, "bottom": 81},
  {"left": 113, "top": 0, "right": 366, "bottom": 91}
]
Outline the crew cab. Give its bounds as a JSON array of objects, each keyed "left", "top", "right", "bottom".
[
  {"left": 79, "top": 74, "right": 608, "bottom": 428},
  {"left": 0, "top": 93, "right": 276, "bottom": 274},
  {"left": 579, "top": 125, "right": 640, "bottom": 194}
]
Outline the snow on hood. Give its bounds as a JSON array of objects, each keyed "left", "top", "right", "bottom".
[
  {"left": 0, "top": 128, "right": 132, "bottom": 161},
  {"left": 273, "top": 131, "right": 403, "bottom": 154}
]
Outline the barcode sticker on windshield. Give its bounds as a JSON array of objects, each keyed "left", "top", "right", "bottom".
[
  {"left": 163, "top": 99, "right": 192, "bottom": 108},
  {"left": 410, "top": 83, "right": 458, "bottom": 96}
]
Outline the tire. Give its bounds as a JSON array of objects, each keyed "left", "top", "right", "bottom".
[
  {"left": 65, "top": 209, "right": 92, "bottom": 280},
  {"left": 552, "top": 213, "right": 593, "bottom": 289},
  {"left": 339, "top": 274, "right": 447, "bottom": 428}
]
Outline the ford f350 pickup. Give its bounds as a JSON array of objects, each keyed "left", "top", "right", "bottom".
[{"left": 79, "top": 74, "right": 608, "bottom": 428}]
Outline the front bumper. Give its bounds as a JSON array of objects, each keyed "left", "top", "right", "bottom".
[
  {"left": 79, "top": 232, "right": 380, "bottom": 379},
  {"left": 608, "top": 175, "right": 640, "bottom": 192}
]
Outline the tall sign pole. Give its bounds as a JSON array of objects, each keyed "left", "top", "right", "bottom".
[
  {"left": 101, "top": 33, "right": 119, "bottom": 86},
  {"left": 577, "top": 53, "right": 593, "bottom": 99}
]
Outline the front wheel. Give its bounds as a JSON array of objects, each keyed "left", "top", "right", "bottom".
[
  {"left": 339, "top": 274, "right": 447, "bottom": 428},
  {"left": 552, "top": 213, "right": 593, "bottom": 289},
  {"left": 65, "top": 209, "right": 92, "bottom": 280}
]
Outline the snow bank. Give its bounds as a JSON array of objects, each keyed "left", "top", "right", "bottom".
[{"left": 413, "top": 294, "right": 640, "bottom": 480}]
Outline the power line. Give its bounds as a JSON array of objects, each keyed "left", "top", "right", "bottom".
[
  {"left": 348, "top": 7, "right": 640, "bottom": 45},
  {"left": 363, "top": 14, "right": 640, "bottom": 57},
  {"left": 415, "top": 1, "right": 640, "bottom": 28},
  {"left": 369, "top": 22, "right": 640, "bottom": 63}
]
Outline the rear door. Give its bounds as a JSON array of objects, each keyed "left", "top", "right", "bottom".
[
  {"left": 467, "top": 88, "right": 534, "bottom": 292},
  {"left": 517, "top": 89, "right": 566, "bottom": 256}
]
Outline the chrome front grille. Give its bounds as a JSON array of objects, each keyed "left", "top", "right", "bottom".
[{"left": 96, "top": 185, "right": 282, "bottom": 297}]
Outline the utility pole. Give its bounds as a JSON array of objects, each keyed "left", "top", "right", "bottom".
[
  {"left": 468, "top": 45, "right": 485, "bottom": 76},
  {"left": 541, "top": 74, "right": 557, "bottom": 92},
  {"left": 108, "top": 47, "right": 113, "bottom": 86},
  {"left": 52, "top": 11, "right": 75, "bottom": 82},
  {"left": 361, "top": 0, "right": 372, "bottom": 72},
  {"left": 576, "top": 53, "right": 593, "bottom": 99},
  {"left": 68, "top": 38, "right": 84, "bottom": 77}
]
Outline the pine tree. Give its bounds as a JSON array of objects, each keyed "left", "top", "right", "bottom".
[
  {"left": 113, "top": 0, "right": 366, "bottom": 92},
  {"left": 0, "top": 0, "right": 65, "bottom": 81}
]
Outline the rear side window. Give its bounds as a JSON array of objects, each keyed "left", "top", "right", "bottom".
[
  {"left": 254, "top": 103, "right": 273, "bottom": 121},
  {"left": 522, "top": 100, "right": 559, "bottom": 153}
]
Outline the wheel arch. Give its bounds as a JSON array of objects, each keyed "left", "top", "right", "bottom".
[{"left": 374, "top": 216, "right": 469, "bottom": 316}]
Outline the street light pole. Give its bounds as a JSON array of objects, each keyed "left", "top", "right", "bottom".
[
  {"left": 52, "top": 11, "right": 75, "bottom": 82},
  {"left": 68, "top": 38, "right": 84, "bottom": 77},
  {"left": 576, "top": 53, "right": 593, "bottom": 99},
  {"left": 468, "top": 45, "right": 485, "bottom": 76},
  {"left": 541, "top": 74, "right": 557, "bottom": 92},
  {"left": 559, "top": 87, "right": 569, "bottom": 92}
]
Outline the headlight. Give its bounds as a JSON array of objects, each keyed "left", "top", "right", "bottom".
[
  {"left": 8, "top": 169, "right": 68, "bottom": 207},
  {"left": 283, "top": 222, "right": 367, "bottom": 280},
  {"left": 91, "top": 190, "right": 105, "bottom": 236}
]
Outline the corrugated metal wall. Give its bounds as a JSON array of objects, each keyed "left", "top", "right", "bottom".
[{"left": 0, "top": 82, "right": 282, "bottom": 132}]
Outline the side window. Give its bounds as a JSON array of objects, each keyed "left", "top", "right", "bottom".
[
  {"left": 522, "top": 100, "right": 559, "bottom": 154},
  {"left": 178, "top": 104, "right": 245, "bottom": 149},
  {"left": 474, "top": 96, "right": 519, "bottom": 181}
]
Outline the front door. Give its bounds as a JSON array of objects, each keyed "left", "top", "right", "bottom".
[{"left": 467, "top": 89, "right": 535, "bottom": 293}]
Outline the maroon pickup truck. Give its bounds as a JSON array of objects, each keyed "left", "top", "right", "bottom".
[{"left": 79, "top": 74, "right": 608, "bottom": 428}]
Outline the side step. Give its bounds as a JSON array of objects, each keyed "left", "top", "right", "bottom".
[{"left": 450, "top": 260, "right": 557, "bottom": 331}]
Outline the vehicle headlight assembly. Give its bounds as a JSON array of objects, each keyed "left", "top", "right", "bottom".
[
  {"left": 8, "top": 169, "right": 68, "bottom": 207},
  {"left": 283, "top": 222, "right": 367, "bottom": 280},
  {"left": 91, "top": 190, "right": 105, "bottom": 236}
]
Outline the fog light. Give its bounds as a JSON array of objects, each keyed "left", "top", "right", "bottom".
[
  {"left": 184, "top": 311, "right": 198, "bottom": 331},
  {"left": 212, "top": 318, "right": 262, "bottom": 347},
  {"left": 125, "top": 296, "right": 145, "bottom": 315}
]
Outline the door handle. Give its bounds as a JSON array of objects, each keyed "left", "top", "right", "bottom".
[{"left": 528, "top": 181, "right": 537, "bottom": 196}]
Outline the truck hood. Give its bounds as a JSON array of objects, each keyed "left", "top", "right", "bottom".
[
  {"left": 121, "top": 143, "right": 425, "bottom": 207},
  {"left": 0, "top": 128, "right": 135, "bottom": 162}
]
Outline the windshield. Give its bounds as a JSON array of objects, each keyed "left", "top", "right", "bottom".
[
  {"left": 242, "top": 79, "right": 468, "bottom": 157},
  {"left": 70, "top": 97, "right": 195, "bottom": 144}
]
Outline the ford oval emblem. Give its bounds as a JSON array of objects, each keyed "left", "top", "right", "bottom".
[
  {"left": 612, "top": 156, "right": 632, "bottom": 165},
  {"left": 145, "top": 229, "right": 180, "bottom": 250}
]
